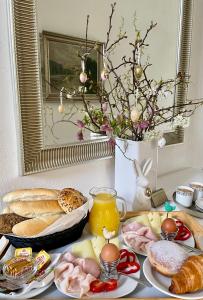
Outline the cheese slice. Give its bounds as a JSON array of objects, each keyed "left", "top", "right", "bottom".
[
  {"left": 129, "top": 215, "right": 151, "bottom": 228},
  {"left": 160, "top": 212, "right": 167, "bottom": 223},
  {"left": 72, "top": 240, "right": 96, "bottom": 260},
  {"left": 110, "top": 237, "right": 120, "bottom": 248},
  {"left": 91, "top": 236, "right": 105, "bottom": 261},
  {"left": 148, "top": 212, "right": 161, "bottom": 235},
  {"left": 91, "top": 236, "right": 120, "bottom": 261}
]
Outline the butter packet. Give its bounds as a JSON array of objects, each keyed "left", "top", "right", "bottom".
[
  {"left": 35, "top": 250, "right": 51, "bottom": 271},
  {"left": 15, "top": 247, "right": 32, "bottom": 257}
]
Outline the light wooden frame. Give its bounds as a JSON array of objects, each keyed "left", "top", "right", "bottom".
[{"left": 12, "top": 0, "right": 193, "bottom": 175}]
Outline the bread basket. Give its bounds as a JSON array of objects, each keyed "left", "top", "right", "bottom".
[{"left": 3, "top": 213, "right": 89, "bottom": 252}]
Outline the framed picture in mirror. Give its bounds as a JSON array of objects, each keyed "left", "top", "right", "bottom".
[{"left": 41, "top": 31, "right": 103, "bottom": 101}]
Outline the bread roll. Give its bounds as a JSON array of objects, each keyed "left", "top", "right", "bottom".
[
  {"left": 12, "top": 215, "right": 60, "bottom": 237},
  {"left": 8, "top": 200, "right": 64, "bottom": 218},
  {"left": 58, "top": 188, "right": 85, "bottom": 213},
  {"left": 0, "top": 213, "right": 29, "bottom": 234},
  {"left": 3, "top": 188, "right": 59, "bottom": 202},
  {"left": 147, "top": 240, "right": 188, "bottom": 277}
]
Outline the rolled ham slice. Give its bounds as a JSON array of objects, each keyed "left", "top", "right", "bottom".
[
  {"left": 54, "top": 251, "right": 100, "bottom": 297},
  {"left": 122, "top": 220, "right": 158, "bottom": 253}
]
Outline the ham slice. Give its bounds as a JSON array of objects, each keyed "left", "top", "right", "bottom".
[
  {"left": 75, "top": 257, "right": 100, "bottom": 278},
  {"left": 54, "top": 251, "right": 100, "bottom": 297},
  {"left": 122, "top": 221, "right": 158, "bottom": 253}
]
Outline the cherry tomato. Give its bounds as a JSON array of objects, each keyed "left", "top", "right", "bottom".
[
  {"left": 105, "top": 279, "right": 118, "bottom": 291},
  {"left": 90, "top": 280, "right": 106, "bottom": 293}
]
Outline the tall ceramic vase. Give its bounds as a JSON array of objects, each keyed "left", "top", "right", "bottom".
[{"left": 114, "top": 138, "right": 158, "bottom": 210}]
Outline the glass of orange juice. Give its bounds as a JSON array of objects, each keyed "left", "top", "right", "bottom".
[{"left": 89, "top": 187, "right": 127, "bottom": 236}]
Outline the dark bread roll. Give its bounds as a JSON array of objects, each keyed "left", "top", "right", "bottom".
[{"left": 0, "top": 213, "right": 29, "bottom": 234}]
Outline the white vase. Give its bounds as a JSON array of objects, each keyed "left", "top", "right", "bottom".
[{"left": 114, "top": 138, "right": 158, "bottom": 210}]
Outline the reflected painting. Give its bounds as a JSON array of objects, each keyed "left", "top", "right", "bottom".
[{"left": 41, "top": 31, "right": 103, "bottom": 101}]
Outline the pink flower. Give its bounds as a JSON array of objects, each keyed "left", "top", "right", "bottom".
[
  {"left": 108, "top": 137, "right": 116, "bottom": 147},
  {"left": 134, "top": 120, "right": 149, "bottom": 130},
  {"left": 77, "top": 130, "right": 84, "bottom": 141},
  {"left": 100, "top": 124, "right": 112, "bottom": 134},
  {"left": 139, "top": 120, "right": 149, "bottom": 129},
  {"left": 76, "top": 120, "right": 85, "bottom": 128},
  {"left": 102, "top": 102, "right": 108, "bottom": 112}
]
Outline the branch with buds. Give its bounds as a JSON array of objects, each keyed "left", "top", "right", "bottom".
[{"left": 51, "top": 2, "right": 203, "bottom": 144}]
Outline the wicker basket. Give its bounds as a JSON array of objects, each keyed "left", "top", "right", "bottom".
[{"left": 4, "top": 214, "right": 88, "bottom": 252}]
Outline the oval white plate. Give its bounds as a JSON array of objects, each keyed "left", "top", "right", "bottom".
[
  {"left": 121, "top": 218, "right": 195, "bottom": 256},
  {"left": 55, "top": 243, "right": 140, "bottom": 298},
  {"left": 143, "top": 257, "right": 203, "bottom": 300}
]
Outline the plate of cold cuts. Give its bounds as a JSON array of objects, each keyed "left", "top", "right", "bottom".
[
  {"left": 54, "top": 239, "right": 141, "bottom": 298},
  {"left": 120, "top": 212, "right": 195, "bottom": 256}
]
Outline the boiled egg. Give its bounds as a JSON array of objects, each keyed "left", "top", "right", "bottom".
[
  {"left": 161, "top": 218, "right": 177, "bottom": 234},
  {"left": 100, "top": 243, "right": 120, "bottom": 262}
]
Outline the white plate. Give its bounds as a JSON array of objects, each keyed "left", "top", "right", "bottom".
[
  {"left": 0, "top": 282, "right": 53, "bottom": 299},
  {"left": 54, "top": 243, "right": 140, "bottom": 298},
  {"left": 121, "top": 218, "right": 195, "bottom": 256},
  {"left": 0, "top": 253, "right": 61, "bottom": 299},
  {"left": 143, "top": 257, "right": 203, "bottom": 300},
  {"left": 55, "top": 275, "right": 138, "bottom": 299}
]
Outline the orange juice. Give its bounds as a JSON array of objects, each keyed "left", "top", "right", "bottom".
[{"left": 89, "top": 193, "right": 120, "bottom": 236}]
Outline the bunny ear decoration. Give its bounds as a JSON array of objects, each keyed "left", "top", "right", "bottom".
[
  {"left": 142, "top": 158, "right": 153, "bottom": 176},
  {"left": 133, "top": 159, "right": 143, "bottom": 177}
]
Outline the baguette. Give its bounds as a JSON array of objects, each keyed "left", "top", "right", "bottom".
[
  {"left": 3, "top": 188, "right": 59, "bottom": 202},
  {"left": 8, "top": 200, "right": 64, "bottom": 218},
  {"left": 12, "top": 215, "right": 60, "bottom": 237}
]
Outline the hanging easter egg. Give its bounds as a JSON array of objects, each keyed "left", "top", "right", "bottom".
[
  {"left": 130, "top": 107, "right": 140, "bottom": 122},
  {"left": 67, "top": 93, "right": 73, "bottom": 99},
  {"left": 134, "top": 65, "right": 143, "bottom": 80},
  {"left": 58, "top": 104, "right": 65, "bottom": 113},
  {"left": 101, "top": 68, "right": 109, "bottom": 81},
  {"left": 79, "top": 72, "right": 88, "bottom": 83},
  {"left": 158, "top": 137, "right": 166, "bottom": 148}
]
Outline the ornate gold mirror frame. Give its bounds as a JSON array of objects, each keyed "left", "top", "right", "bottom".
[{"left": 11, "top": 0, "right": 193, "bottom": 175}]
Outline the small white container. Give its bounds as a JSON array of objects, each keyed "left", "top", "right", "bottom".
[
  {"left": 176, "top": 186, "right": 194, "bottom": 208},
  {"left": 195, "top": 197, "right": 203, "bottom": 210},
  {"left": 190, "top": 182, "right": 203, "bottom": 202}
]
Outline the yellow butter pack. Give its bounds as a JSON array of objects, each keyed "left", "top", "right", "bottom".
[
  {"left": 35, "top": 250, "right": 51, "bottom": 271},
  {"left": 15, "top": 247, "right": 32, "bottom": 257}
]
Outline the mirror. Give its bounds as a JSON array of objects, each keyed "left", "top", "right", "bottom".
[
  {"left": 12, "top": 0, "right": 193, "bottom": 174},
  {"left": 37, "top": 0, "right": 180, "bottom": 147}
]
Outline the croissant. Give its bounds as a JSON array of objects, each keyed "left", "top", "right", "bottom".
[{"left": 169, "top": 254, "right": 203, "bottom": 294}]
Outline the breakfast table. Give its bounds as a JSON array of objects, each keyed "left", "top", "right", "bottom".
[
  {"left": 3, "top": 167, "right": 203, "bottom": 300},
  {"left": 32, "top": 168, "right": 203, "bottom": 299}
]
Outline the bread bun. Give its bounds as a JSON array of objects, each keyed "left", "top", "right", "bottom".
[
  {"left": 8, "top": 200, "right": 64, "bottom": 218},
  {"left": 0, "top": 213, "right": 29, "bottom": 234},
  {"left": 3, "top": 188, "right": 59, "bottom": 202},
  {"left": 12, "top": 215, "right": 60, "bottom": 237},
  {"left": 58, "top": 188, "right": 85, "bottom": 213},
  {"left": 147, "top": 240, "right": 188, "bottom": 277}
]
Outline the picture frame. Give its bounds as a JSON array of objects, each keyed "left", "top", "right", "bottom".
[{"left": 41, "top": 31, "right": 103, "bottom": 101}]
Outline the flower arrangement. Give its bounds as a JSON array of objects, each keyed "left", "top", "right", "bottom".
[{"left": 58, "top": 3, "right": 203, "bottom": 146}]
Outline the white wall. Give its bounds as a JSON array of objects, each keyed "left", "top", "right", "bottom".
[
  {"left": 187, "top": 0, "right": 203, "bottom": 169},
  {"left": 0, "top": 0, "right": 202, "bottom": 199}
]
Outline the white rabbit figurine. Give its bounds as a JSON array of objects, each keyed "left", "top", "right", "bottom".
[{"left": 132, "top": 158, "right": 153, "bottom": 211}]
